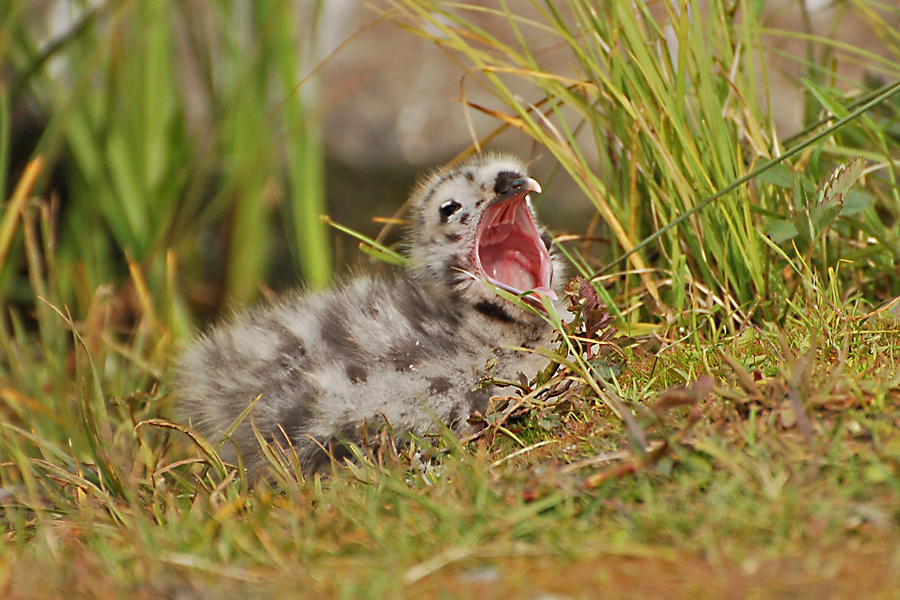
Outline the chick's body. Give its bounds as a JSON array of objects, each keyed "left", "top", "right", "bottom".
[{"left": 177, "top": 153, "right": 560, "bottom": 474}]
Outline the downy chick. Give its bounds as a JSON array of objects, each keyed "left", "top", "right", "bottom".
[{"left": 177, "top": 153, "right": 561, "bottom": 475}]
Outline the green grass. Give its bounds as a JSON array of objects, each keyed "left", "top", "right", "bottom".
[
  {"left": 394, "top": 0, "right": 900, "bottom": 327},
  {"left": 2, "top": 0, "right": 900, "bottom": 597}
]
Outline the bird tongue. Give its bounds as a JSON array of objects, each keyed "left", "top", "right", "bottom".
[{"left": 476, "top": 194, "right": 555, "bottom": 302}]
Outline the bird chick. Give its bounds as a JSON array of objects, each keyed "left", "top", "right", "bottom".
[{"left": 176, "top": 153, "right": 561, "bottom": 475}]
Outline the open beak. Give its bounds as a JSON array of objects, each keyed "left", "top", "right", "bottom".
[{"left": 475, "top": 178, "right": 555, "bottom": 306}]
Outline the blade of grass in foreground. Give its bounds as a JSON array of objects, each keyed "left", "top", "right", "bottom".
[{"left": 322, "top": 215, "right": 408, "bottom": 266}]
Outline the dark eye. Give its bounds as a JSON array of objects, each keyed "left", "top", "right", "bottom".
[{"left": 439, "top": 200, "right": 461, "bottom": 223}]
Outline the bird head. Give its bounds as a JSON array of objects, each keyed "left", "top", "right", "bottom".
[{"left": 408, "top": 153, "right": 557, "bottom": 320}]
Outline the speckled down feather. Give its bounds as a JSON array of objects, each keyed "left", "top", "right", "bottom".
[{"left": 176, "top": 153, "right": 562, "bottom": 475}]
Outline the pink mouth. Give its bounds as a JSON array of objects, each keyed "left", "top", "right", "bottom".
[{"left": 475, "top": 178, "right": 555, "bottom": 304}]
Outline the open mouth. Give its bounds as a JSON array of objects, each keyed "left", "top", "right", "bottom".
[{"left": 475, "top": 178, "right": 555, "bottom": 305}]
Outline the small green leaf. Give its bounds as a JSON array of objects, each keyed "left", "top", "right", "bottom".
[
  {"left": 840, "top": 190, "right": 875, "bottom": 216},
  {"left": 790, "top": 207, "right": 814, "bottom": 247},
  {"left": 766, "top": 219, "right": 798, "bottom": 244},
  {"left": 811, "top": 202, "right": 843, "bottom": 235},
  {"left": 756, "top": 163, "right": 795, "bottom": 189},
  {"left": 815, "top": 158, "right": 865, "bottom": 207},
  {"left": 810, "top": 158, "right": 865, "bottom": 235},
  {"left": 588, "top": 357, "right": 621, "bottom": 380},
  {"left": 802, "top": 77, "right": 850, "bottom": 120}
]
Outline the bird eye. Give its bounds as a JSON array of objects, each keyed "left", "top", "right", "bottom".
[{"left": 439, "top": 200, "right": 462, "bottom": 223}]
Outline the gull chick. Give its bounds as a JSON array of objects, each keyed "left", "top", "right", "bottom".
[{"left": 177, "top": 153, "right": 561, "bottom": 475}]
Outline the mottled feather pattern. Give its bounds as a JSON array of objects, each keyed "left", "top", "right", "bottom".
[{"left": 177, "top": 153, "right": 562, "bottom": 475}]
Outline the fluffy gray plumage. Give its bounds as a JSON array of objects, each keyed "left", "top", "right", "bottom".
[{"left": 176, "top": 153, "right": 561, "bottom": 475}]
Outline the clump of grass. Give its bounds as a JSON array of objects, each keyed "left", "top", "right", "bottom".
[{"left": 389, "top": 0, "right": 900, "bottom": 328}]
